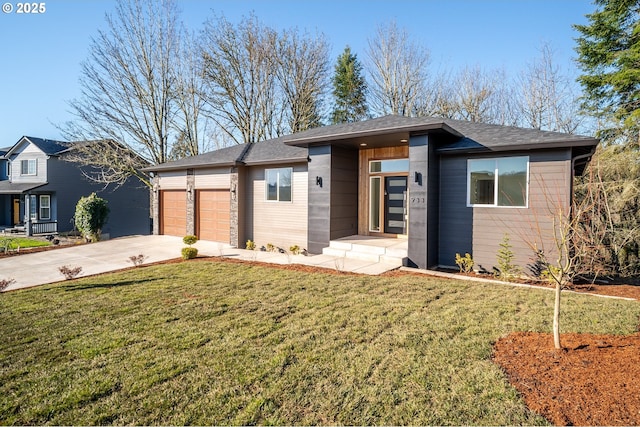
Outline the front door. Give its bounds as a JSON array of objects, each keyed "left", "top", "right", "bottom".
[
  {"left": 12, "top": 198, "right": 20, "bottom": 225},
  {"left": 384, "top": 176, "right": 407, "bottom": 234}
]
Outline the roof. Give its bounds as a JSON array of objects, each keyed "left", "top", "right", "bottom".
[
  {"left": 145, "top": 137, "right": 309, "bottom": 172},
  {"left": 6, "top": 136, "right": 70, "bottom": 157},
  {"left": 281, "top": 115, "right": 598, "bottom": 152},
  {"left": 0, "top": 181, "right": 46, "bottom": 194}
]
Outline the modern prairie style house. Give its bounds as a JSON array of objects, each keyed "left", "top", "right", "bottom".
[
  {"left": 146, "top": 115, "right": 598, "bottom": 271},
  {"left": 0, "top": 136, "right": 150, "bottom": 238}
]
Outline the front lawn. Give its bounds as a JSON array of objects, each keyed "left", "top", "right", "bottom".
[
  {"left": 1, "top": 260, "right": 638, "bottom": 425},
  {"left": 0, "top": 236, "right": 51, "bottom": 251}
]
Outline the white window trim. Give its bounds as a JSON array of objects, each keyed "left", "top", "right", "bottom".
[
  {"left": 466, "top": 156, "right": 529, "bottom": 208},
  {"left": 264, "top": 167, "right": 293, "bottom": 203},
  {"left": 21, "top": 159, "right": 37, "bottom": 176},
  {"left": 39, "top": 195, "right": 51, "bottom": 220}
]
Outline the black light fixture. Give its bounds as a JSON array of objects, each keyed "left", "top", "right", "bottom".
[
  {"left": 316, "top": 176, "right": 323, "bottom": 187},
  {"left": 414, "top": 171, "right": 422, "bottom": 185}
]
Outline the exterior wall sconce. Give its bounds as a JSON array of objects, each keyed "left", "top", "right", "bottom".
[
  {"left": 231, "top": 183, "right": 237, "bottom": 201},
  {"left": 315, "top": 176, "right": 323, "bottom": 187},
  {"left": 414, "top": 171, "right": 422, "bottom": 186},
  {"left": 187, "top": 184, "right": 194, "bottom": 201}
]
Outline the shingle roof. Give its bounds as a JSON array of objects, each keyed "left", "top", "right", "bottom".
[
  {"left": 22, "top": 136, "right": 69, "bottom": 155},
  {"left": 281, "top": 115, "right": 598, "bottom": 151},
  {"left": 144, "top": 137, "right": 308, "bottom": 172}
]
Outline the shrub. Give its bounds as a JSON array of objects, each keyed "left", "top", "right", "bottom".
[
  {"left": 127, "top": 254, "right": 147, "bottom": 267},
  {"left": 183, "top": 235, "right": 198, "bottom": 246},
  {"left": 0, "top": 278, "right": 16, "bottom": 292},
  {"left": 266, "top": 243, "right": 276, "bottom": 252},
  {"left": 74, "top": 193, "right": 110, "bottom": 242},
  {"left": 455, "top": 253, "right": 474, "bottom": 273},
  {"left": 245, "top": 240, "right": 256, "bottom": 250},
  {"left": 495, "top": 233, "right": 521, "bottom": 280},
  {"left": 181, "top": 247, "right": 198, "bottom": 260},
  {"left": 58, "top": 265, "right": 82, "bottom": 280},
  {"left": 289, "top": 245, "right": 301, "bottom": 255}
]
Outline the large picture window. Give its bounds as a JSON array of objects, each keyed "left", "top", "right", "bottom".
[
  {"left": 468, "top": 157, "right": 528, "bottom": 207},
  {"left": 21, "top": 159, "right": 36, "bottom": 176},
  {"left": 265, "top": 168, "right": 292, "bottom": 202}
]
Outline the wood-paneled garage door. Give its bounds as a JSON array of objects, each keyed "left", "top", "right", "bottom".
[
  {"left": 196, "top": 189, "right": 230, "bottom": 243},
  {"left": 160, "top": 190, "right": 187, "bottom": 236}
]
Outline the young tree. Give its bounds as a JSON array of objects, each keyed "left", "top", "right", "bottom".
[
  {"left": 62, "top": 0, "right": 184, "bottom": 188},
  {"left": 75, "top": 193, "right": 110, "bottom": 242},
  {"left": 331, "top": 46, "right": 369, "bottom": 124},
  {"left": 574, "top": 0, "right": 640, "bottom": 144},
  {"left": 365, "top": 21, "right": 430, "bottom": 117}
]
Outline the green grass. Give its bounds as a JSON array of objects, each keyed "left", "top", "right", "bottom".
[
  {"left": 0, "top": 237, "right": 51, "bottom": 250},
  {"left": 1, "top": 260, "right": 639, "bottom": 425}
]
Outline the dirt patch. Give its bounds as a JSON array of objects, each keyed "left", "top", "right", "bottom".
[{"left": 493, "top": 331, "right": 640, "bottom": 426}]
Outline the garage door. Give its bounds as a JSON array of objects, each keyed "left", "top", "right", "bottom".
[
  {"left": 196, "top": 190, "right": 230, "bottom": 242},
  {"left": 160, "top": 190, "right": 187, "bottom": 236}
]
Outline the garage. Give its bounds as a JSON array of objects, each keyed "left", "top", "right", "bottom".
[
  {"left": 196, "top": 189, "right": 230, "bottom": 243},
  {"left": 160, "top": 190, "right": 187, "bottom": 236}
]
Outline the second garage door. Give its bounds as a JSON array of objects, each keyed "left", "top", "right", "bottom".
[{"left": 196, "top": 189, "right": 230, "bottom": 243}]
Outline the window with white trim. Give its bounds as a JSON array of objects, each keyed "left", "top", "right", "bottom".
[
  {"left": 467, "top": 156, "right": 529, "bottom": 207},
  {"left": 265, "top": 168, "right": 292, "bottom": 202},
  {"left": 21, "top": 159, "right": 36, "bottom": 176},
  {"left": 39, "top": 195, "right": 51, "bottom": 220}
]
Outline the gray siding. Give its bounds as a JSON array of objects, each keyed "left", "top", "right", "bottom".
[
  {"left": 40, "top": 157, "right": 150, "bottom": 237},
  {"left": 307, "top": 145, "right": 331, "bottom": 253},
  {"left": 438, "top": 149, "right": 572, "bottom": 273},
  {"left": 330, "top": 146, "right": 358, "bottom": 240},
  {"left": 408, "top": 135, "right": 429, "bottom": 268},
  {"left": 244, "top": 162, "right": 308, "bottom": 250},
  {"left": 8, "top": 143, "right": 47, "bottom": 184}
]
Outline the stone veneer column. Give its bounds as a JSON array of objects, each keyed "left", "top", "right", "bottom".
[
  {"left": 229, "top": 167, "right": 240, "bottom": 247},
  {"left": 152, "top": 175, "right": 160, "bottom": 235},
  {"left": 186, "top": 169, "right": 195, "bottom": 236}
]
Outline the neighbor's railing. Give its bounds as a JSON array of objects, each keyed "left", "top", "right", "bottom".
[{"left": 30, "top": 221, "right": 57, "bottom": 235}]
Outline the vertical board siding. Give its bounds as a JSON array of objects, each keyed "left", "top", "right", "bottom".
[
  {"left": 158, "top": 171, "right": 187, "bottom": 189},
  {"left": 245, "top": 163, "right": 308, "bottom": 250},
  {"left": 438, "top": 149, "right": 572, "bottom": 272}
]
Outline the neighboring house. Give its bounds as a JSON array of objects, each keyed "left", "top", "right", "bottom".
[
  {"left": 0, "top": 136, "right": 150, "bottom": 238},
  {"left": 146, "top": 115, "right": 598, "bottom": 272}
]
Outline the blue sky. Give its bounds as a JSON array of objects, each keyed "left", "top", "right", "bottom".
[{"left": 0, "top": 0, "right": 595, "bottom": 146}]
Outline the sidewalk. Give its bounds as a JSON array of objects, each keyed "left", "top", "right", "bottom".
[{"left": 1, "top": 235, "right": 401, "bottom": 292}]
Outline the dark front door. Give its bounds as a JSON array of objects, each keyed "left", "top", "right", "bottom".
[{"left": 384, "top": 176, "right": 407, "bottom": 234}]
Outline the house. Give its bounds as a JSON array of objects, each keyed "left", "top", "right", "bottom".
[
  {"left": 0, "top": 136, "right": 150, "bottom": 238},
  {"left": 146, "top": 115, "right": 598, "bottom": 271}
]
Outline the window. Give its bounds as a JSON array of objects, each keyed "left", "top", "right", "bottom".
[
  {"left": 468, "top": 157, "right": 528, "bottom": 207},
  {"left": 29, "top": 195, "right": 37, "bottom": 220},
  {"left": 21, "top": 159, "right": 36, "bottom": 175},
  {"left": 265, "top": 168, "right": 292, "bottom": 202},
  {"left": 369, "top": 158, "right": 409, "bottom": 173},
  {"left": 39, "top": 195, "right": 51, "bottom": 220}
]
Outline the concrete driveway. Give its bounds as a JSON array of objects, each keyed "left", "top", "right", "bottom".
[{"left": 1, "top": 235, "right": 400, "bottom": 292}]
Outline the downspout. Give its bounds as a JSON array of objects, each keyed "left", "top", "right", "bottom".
[{"left": 570, "top": 146, "right": 597, "bottom": 198}]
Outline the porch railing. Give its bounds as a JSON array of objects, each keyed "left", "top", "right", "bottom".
[{"left": 30, "top": 221, "right": 58, "bottom": 235}]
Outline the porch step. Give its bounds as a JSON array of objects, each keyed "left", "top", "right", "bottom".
[{"left": 322, "top": 236, "right": 408, "bottom": 266}]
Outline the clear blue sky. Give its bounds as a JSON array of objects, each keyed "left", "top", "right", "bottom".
[{"left": 0, "top": 0, "right": 595, "bottom": 146}]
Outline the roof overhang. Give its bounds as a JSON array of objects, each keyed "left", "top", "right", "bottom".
[{"left": 0, "top": 182, "right": 46, "bottom": 194}]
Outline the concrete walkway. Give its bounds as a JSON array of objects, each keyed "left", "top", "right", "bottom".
[{"left": 1, "top": 235, "right": 402, "bottom": 292}]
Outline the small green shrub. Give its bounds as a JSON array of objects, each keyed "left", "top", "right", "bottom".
[
  {"left": 455, "top": 253, "right": 474, "bottom": 273},
  {"left": 246, "top": 240, "right": 256, "bottom": 250},
  {"left": 495, "top": 233, "right": 521, "bottom": 280},
  {"left": 266, "top": 243, "right": 276, "bottom": 252},
  {"left": 289, "top": 245, "right": 301, "bottom": 255},
  {"left": 181, "top": 247, "right": 198, "bottom": 260},
  {"left": 183, "top": 235, "right": 198, "bottom": 246}
]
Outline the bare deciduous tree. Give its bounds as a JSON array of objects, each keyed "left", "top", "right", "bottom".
[
  {"left": 200, "top": 13, "right": 281, "bottom": 144},
  {"left": 276, "top": 29, "right": 330, "bottom": 133},
  {"left": 517, "top": 43, "right": 583, "bottom": 133},
  {"left": 365, "top": 21, "right": 430, "bottom": 117},
  {"left": 61, "top": 0, "right": 183, "bottom": 187}
]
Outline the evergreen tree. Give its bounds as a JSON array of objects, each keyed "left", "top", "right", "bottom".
[
  {"left": 331, "top": 46, "right": 368, "bottom": 124},
  {"left": 574, "top": 0, "right": 640, "bottom": 144}
]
